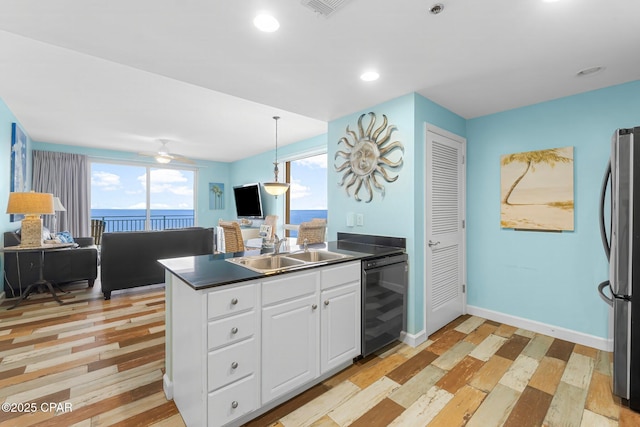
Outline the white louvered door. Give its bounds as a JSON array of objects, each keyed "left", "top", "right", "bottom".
[{"left": 425, "top": 125, "right": 466, "bottom": 336}]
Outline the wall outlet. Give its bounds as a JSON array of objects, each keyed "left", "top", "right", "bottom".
[
  {"left": 356, "top": 213, "right": 364, "bottom": 226},
  {"left": 346, "top": 212, "right": 355, "bottom": 227}
]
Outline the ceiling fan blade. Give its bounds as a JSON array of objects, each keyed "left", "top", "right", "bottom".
[
  {"left": 137, "top": 151, "right": 158, "bottom": 157},
  {"left": 168, "top": 153, "right": 195, "bottom": 164}
]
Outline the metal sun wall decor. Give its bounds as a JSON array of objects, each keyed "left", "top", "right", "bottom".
[
  {"left": 500, "top": 146, "right": 574, "bottom": 231},
  {"left": 335, "top": 112, "right": 404, "bottom": 202}
]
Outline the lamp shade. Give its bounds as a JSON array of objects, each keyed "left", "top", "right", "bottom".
[
  {"left": 263, "top": 182, "right": 290, "bottom": 196},
  {"left": 6, "top": 192, "right": 54, "bottom": 215},
  {"left": 52, "top": 196, "right": 66, "bottom": 212}
]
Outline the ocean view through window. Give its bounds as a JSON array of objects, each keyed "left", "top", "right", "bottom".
[
  {"left": 286, "top": 153, "right": 327, "bottom": 237},
  {"left": 91, "top": 162, "right": 195, "bottom": 232}
]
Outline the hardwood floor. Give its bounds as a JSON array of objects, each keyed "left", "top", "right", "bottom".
[{"left": 1, "top": 280, "right": 638, "bottom": 426}]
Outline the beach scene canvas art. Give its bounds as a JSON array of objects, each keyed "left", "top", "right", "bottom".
[{"left": 500, "top": 146, "right": 574, "bottom": 231}]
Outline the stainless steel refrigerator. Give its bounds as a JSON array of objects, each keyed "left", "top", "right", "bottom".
[{"left": 598, "top": 126, "right": 640, "bottom": 411}]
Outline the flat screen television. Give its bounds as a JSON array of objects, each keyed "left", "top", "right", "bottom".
[{"left": 233, "top": 183, "right": 264, "bottom": 219}]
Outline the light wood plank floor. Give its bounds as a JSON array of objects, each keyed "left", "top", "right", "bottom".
[{"left": 1, "top": 280, "right": 638, "bottom": 426}]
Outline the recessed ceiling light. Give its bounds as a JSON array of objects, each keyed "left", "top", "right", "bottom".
[
  {"left": 360, "top": 71, "right": 380, "bottom": 82},
  {"left": 577, "top": 66, "right": 605, "bottom": 77},
  {"left": 254, "top": 13, "right": 280, "bottom": 32}
]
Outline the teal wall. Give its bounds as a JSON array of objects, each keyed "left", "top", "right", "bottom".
[
  {"left": 32, "top": 142, "right": 233, "bottom": 228},
  {"left": 327, "top": 93, "right": 466, "bottom": 335},
  {"left": 467, "top": 80, "right": 640, "bottom": 339},
  {"left": 228, "top": 133, "right": 326, "bottom": 236},
  {"left": 9, "top": 80, "right": 640, "bottom": 341},
  {"left": 1, "top": 97, "right": 33, "bottom": 294}
]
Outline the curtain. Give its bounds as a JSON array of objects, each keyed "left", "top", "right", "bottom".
[{"left": 32, "top": 150, "right": 90, "bottom": 238}]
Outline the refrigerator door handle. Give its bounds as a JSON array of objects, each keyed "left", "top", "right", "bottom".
[
  {"left": 598, "top": 280, "right": 614, "bottom": 306},
  {"left": 600, "top": 160, "right": 612, "bottom": 261}
]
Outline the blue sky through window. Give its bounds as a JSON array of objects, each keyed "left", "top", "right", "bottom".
[
  {"left": 91, "top": 162, "right": 194, "bottom": 210},
  {"left": 289, "top": 153, "right": 327, "bottom": 211}
]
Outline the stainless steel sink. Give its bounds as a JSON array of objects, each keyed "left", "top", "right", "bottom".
[
  {"left": 227, "top": 254, "right": 305, "bottom": 273},
  {"left": 226, "top": 250, "right": 352, "bottom": 273},
  {"left": 284, "top": 250, "right": 350, "bottom": 263}
]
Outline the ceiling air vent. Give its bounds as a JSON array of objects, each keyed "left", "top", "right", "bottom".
[{"left": 301, "top": 0, "right": 350, "bottom": 17}]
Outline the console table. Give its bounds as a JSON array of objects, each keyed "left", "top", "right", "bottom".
[{"left": 2, "top": 243, "right": 75, "bottom": 309}]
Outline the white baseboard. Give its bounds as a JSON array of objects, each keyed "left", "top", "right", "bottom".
[
  {"left": 400, "top": 329, "right": 427, "bottom": 347},
  {"left": 163, "top": 374, "right": 173, "bottom": 400},
  {"left": 467, "top": 305, "right": 613, "bottom": 352}
]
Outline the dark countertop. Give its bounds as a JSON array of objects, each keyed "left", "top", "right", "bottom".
[{"left": 158, "top": 240, "right": 405, "bottom": 291}]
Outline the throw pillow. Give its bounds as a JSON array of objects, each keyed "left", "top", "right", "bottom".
[{"left": 57, "top": 231, "right": 75, "bottom": 243}]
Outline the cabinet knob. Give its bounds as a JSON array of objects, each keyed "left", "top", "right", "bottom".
[
  {"left": 231, "top": 361, "right": 238, "bottom": 369},
  {"left": 231, "top": 401, "right": 239, "bottom": 409},
  {"left": 312, "top": 304, "right": 318, "bottom": 310},
  {"left": 231, "top": 298, "right": 239, "bottom": 305},
  {"left": 324, "top": 300, "right": 330, "bottom": 306},
  {"left": 231, "top": 327, "right": 238, "bottom": 334}
]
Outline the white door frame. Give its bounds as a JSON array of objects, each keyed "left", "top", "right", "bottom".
[{"left": 424, "top": 123, "right": 467, "bottom": 336}]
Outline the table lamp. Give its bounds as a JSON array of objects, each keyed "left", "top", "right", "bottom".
[
  {"left": 6, "top": 192, "right": 55, "bottom": 247},
  {"left": 51, "top": 196, "right": 66, "bottom": 236}
]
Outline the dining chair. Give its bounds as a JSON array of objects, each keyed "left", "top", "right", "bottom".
[
  {"left": 296, "top": 219, "right": 327, "bottom": 245},
  {"left": 218, "top": 221, "right": 245, "bottom": 253},
  {"left": 263, "top": 215, "right": 278, "bottom": 239},
  {"left": 90, "top": 219, "right": 106, "bottom": 246}
]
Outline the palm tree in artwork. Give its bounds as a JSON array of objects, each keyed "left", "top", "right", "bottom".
[{"left": 501, "top": 148, "right": 573, "bottom": 205}]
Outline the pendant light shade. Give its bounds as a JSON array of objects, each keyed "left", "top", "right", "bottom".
[{"left": 263, "top": 116, "right": 290, "bottom": 196}]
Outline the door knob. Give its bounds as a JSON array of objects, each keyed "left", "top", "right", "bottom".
[{"left": 428, "top": 240, "right": 440, "bottom": 248}]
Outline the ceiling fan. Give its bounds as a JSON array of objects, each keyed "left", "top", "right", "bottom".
[{"left": 138, "top": 139, "right": 194, "bottom": 164}]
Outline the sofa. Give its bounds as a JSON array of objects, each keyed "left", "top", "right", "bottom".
[
  {"left": 100, "top": 227, "right": 214, "bottom": 300},
  {"left": 3, "top": 231, "right": 98, "bottom": 298}
]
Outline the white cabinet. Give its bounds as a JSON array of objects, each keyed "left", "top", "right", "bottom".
[
  {"left": 206, "top": 283, "right": 259, "bottom": 426},
  {"left": 262, "top": 264, "right": 360, "bottom": 403},
  {"left": 168, "top": 260, "right": 361, "bottom": 427},
  {"left": 320, "top": 282, "right": 361, "bottom": 374},
  {"left": 262, "top": 293, "right": 319, "bottom": 403},
  {"left": 319, "top": 262, "right": 362, "bottom": 374},
  {"left": 261, "top": 270, "right": 319, "bottom": 404}
]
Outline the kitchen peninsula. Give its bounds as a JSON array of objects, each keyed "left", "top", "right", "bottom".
[{"left": 160, "top": 242, "right": 402, "bottom": 427}]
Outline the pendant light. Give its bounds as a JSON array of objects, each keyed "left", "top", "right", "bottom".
[{"left": 263, "top": 116, "right": 290, "bottom": 196}]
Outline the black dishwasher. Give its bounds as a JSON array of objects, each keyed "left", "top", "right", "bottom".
[{"left": 362, "top": 252, "right": 408, "bottom": 356}]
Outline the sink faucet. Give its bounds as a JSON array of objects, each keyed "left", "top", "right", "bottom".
[
  {"left": 303, "top": 238, "right": 309, "bottom": 252},
  {"left": 273, "top": 234, "right": 287, "bottom": 254}
]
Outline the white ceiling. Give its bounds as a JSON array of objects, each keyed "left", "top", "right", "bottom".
[{"left": 0, "top": 0, "right": 638, "bottom": 163}]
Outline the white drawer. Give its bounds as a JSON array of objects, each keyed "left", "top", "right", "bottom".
[
  {"left": 208, "top": 374, "right": 257, "bottom": 426},
  {"left": 208, "top": 338, "right": 256, "bottom": 391},
  {"left": 262, "top": 271, "right": 317, "bottom": 306},
  {"left": 320, "top": 261, "right": 360, "bottom": 290},
  {"left": 208, "top": 310, "right": 256, "bottom": 350},
  {"left": 208, "top": 283, "right": 256, "bottom": 320}
]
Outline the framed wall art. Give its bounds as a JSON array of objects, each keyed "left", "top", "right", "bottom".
[
  {"left": 500, "top": 146, "right": 574, "bottom": 231},
  {"left": 10, "top": 123, "right": 28, "bottom": 221},
  {"left": 10, "top": 123, "right": 27, "bottom": 193},
  {"left": 335, "top": 112, "right": 404, "bottom": 202},
  {"left": 209, "top": 183, "right": 225, "bottom": 210}
]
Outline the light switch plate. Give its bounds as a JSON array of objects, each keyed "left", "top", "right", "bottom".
[
  {"left": 356, "top": 213, "right": 364, "bottom": 226},
  {"left": 346, "top": 212, "right": 355, "bottom": 227}
]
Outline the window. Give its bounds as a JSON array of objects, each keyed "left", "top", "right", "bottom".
[
  {"left": 91, "top": 161, "right": 195, "bottom": 232},
  {"left": 285, "top": 153, "right": 327, "bottom": 237}
]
